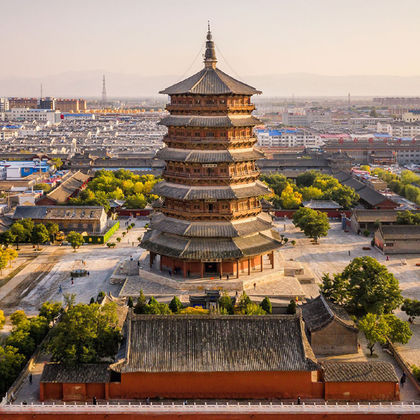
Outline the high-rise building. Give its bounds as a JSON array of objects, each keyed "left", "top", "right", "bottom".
[
  {"left": 141, "top": 26, "right": 281, "bottom": 278},
  {"left": 8, "top": 97, "right": 38, "bottom": 109},
  {"left": 0, "top": 97, "right": 9, "bottom": 112},
  {"left": 39, "top": 97, "right": 56, "bottom": 110}
]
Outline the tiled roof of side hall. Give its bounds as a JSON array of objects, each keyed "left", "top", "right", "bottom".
[{"left": 110, "top": 314, "right": 318, "bottom": 373}]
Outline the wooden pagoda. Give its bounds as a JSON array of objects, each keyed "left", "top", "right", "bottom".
[{"left": 141, "top": 25, "right": 282, "bottom": 278}]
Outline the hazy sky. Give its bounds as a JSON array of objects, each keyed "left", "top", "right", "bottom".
[{"left": 2, "top": 0, "right": 420, "bottom": 79}]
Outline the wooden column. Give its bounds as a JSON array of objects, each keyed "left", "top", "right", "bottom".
[
  {"left": 200, "top": 262, "right": 204, "bottom": 278},
  {"left": 183, "top": 261, "right": 187, "bottom": 278},
  {"left": 159, "top": 255, "right": 162, "bottom": 271},
  {"left": 236, "top": 260, "right": 239, "bottom": 278},
  {"left": 219, "top": 261, "right": 223, "bottom": 278},
  {"left": 149, "top": 252, "right": 154, "bottom": 268},
  {"left": 260, "top": 254, "right": 264, "bottom": 272},
  {"left": 248, "top": 258, "right": 251, "bottom": 275},
  {"left": 271, "top": 251, "right": 275, "bottom": 269}
]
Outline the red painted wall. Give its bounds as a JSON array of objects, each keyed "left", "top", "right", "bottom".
[
  {"left": 325, "top": 382, "right": 399, "bottom": 401},
  {"left": 108, "top": 371, "right": 323, "bottom": 400}
]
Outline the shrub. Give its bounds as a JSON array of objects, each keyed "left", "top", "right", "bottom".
[
  {"left": 287, "top": 299, "right": 297, "bottom": 314},
  {"left": 260, "top": 297, "right": 272, "bottom": 314},
  {"left": 179, "top": 306, "right": 209, "bottom": 315},
  {"left": 169, "top": 296, "right": 183, "bottom": 313}
]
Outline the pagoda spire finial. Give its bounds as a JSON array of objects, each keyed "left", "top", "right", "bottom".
[{"left": 204, "top": 21, "right": 217, "bottom": 69}]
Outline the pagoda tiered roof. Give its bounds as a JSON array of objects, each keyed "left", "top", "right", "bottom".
[
  {"left": 141, "top": 228, "right": 282, "bottom": 260},
  {"left": 160, "top": 67, "right": 261, "bottom": 96},
  {"left": 159, "top": 115, "right": 261, "bottom": 128},
  {"left": 150, "top": 212, "right": 273, "bottom": 238},
  {"left": 153, "top": 180, "right": 271, "bottom": 200},
  {"left": 156, "top": 147, "right": 264, "bottom": 163}
]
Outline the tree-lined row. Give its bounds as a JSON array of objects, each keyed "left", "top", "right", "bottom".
[
  {"left": 372, "top": 168, "right": 420, "bottom": 205},
  {"left": 69, "top": 169, "right": 161, "bottom": 211},
  {"left": 0, "top": 302, "right": 61, "bottom": 396},
  {"left": 260, "top": 171, "right": 359, "bottom": 209},
  {"left": 130, "top": 290, "right": 273, "bottom": 316}
]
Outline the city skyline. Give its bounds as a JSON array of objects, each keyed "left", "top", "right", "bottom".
[{"left": 2, "top": 0, "right": 420, "bottom": 96}]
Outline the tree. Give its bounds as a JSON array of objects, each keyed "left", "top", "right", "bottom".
[
  {"left": 0, "top": 345, "right": 25, "bottom": 396},
  {"left": 402, "top": 298, "right": 420, "bottom": 320},
  {"left": 237, "top": 292, "right": 252, "bottom": 313},
  {"left": 280, "top": 184, "right": 302, "bottom": 209},
  {"left": 33, "top": 183, "right": 52, "bottom": 193},
  {"left": 320, "top": 257, "right": 403, "bottom": 316},
  {"left": 10, "top": 310, "right": 28, "bottom": 328},
  {"left": 358, "top": 313, "right": 390, "bottom": 356},
  {"left": 3, "top": 248, "right": 18, "bottom": 267},
  {"left": 0, "top": 230, "right": 17, "bottom": 248},
  {"left": 299, "top": 186, "right": 323, "bottom": 201},
  {"left": 369, "top": 108, "right": 378, "bottom": 117},
  {"left": 260, "top": 297, "right": 272, "bottom": 314},
  {"left": 144, "top": 296, "right": 171, "bottom": 314},
  {"left": 360, "top": 165, "right": 371, "bottom": 173},
  {"left": 384, "top": 314, "right": 412, "bottom": 345},
  {"left": 51, "top": 157, "right": 63, "bottom": 169},
  {"left": 48, "top": 302, "right": 121, "bottom": 366},
  {"left": 286, "top": 299, "right": 297, "bottom": 314},
  {"left": 401, "top": 170, "right": 420, "bottom": 185},
  {"left": 134, "top": 290, "right": 147, "bottom": 314},
  {"left": 32, "top": 224, "right": 50, "bottom": 249},
  {"left": 127, "top": 296, "right": 134, "bottom": 308},
  {"left": 218, "top": 292, "right": 234, "bottom": 315},
  {"left": 28, "top": 316, "right": 49, "bottom": 344},
  {"left": 244, "top": 303, "right": 266, "bottom": 315},
  {"left": 66, "top": 231, "right": 84, "bottom": 252},
  {"left": 0, "top": 309, "right": 5, "bottom": 330},
  {"left": 169, "top": 296, "right": 183, "bottom": 313},
  {"left": 45, "top": 222, "right": 59, "bottom": 242},
  {"left": 293, "top": 207, "right": 329, "bottom": 243},
  {"left": 39, "top": 301, "right": 62, "bottom": 323},
  {"left": 6, "top": 329, "right": 35, "bottom": 358},
  {"left": 296, "top": 171, "right": 319, "bottom": 188},
  {"left": 11, "top": 223, "right": 28, "bottom": 250}
]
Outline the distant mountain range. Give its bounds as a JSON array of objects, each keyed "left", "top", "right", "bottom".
[{"left": 1, "top": 71, "right": 420, "bottom": 98}]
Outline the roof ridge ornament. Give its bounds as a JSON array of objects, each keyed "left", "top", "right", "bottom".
[{"left": 204, "top": 21, "right": 217, "bottom": 69}]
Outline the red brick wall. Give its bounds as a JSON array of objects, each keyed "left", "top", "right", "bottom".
[{"left": 109, "top": 371, "right": 323, "bottom": 400}]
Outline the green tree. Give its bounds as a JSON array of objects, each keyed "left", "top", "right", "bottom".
[
  {"left": 10, "top": 310, "right": 28, "bottom": 328},
  {"left": 360, "top": 165, "right": 371, "bottom": 173},
  {"left": 45, "top": 222, "right": 59, "bottom": 242},
  {"left": 402, "top": 298, "right": 420, "bottom": 320},
  {"left": 293, "top": 207, "right": 329, "bottom": 243},
  {"left": 48, "top": 302, "right": 120, "bottom": 366},
  {"left": 134, "top": 290, "right": 147, "bottom": 314},
  {"left": 218, "top": 292, "right": 234, "bottom": 314},
  {"left": 11, "top": 223, "right": 28, "bottom": 250},
  {"left": 299, "top": 186, "right": 323, "bottom": 201},
  {"left": 0, "top": 230, "right": 17, "bottom": 248},
  {"left": 33, "top": 183, "right": 52, "bottom": 193},
  {"left": 169, "top": 296, "right": 183, "bottom": 313},
  {"left": 260, "top": 296, "right": 272, "bottom": 314},
  {"left": 127, "top": 296, "right": 134, "bottom": 308},
  {"left": 28, "top": 316, "right": 49, "bottom": 344},
  {"left": 237, "top": 292, "right": 252, "bottom": 313},
  {"left": 321, "top": 257, "right": 403, "bottom": 316},
  {"left": 32, "top": 224, "right": 50, "bottom": 249},
  {"left": 0, "top": 346, "right": 26, "bottom": 396},
  {"left": 401, "top": 170, "right": 420, "bottom": 185},
  {"left": 145, "top": 296, "right": 171, "bottom": 314},
  {"left": 39, "top": 301, "right": 63, "bottom": 323},
  {"left": 66, "top": 231, "right": 84, "bottom": 252},
  {"left": 296, "top": 171, "right": 319, "bottom": 187},
  {"left": 286, "top": 299, "right": 297, "bottom": 314},
  {"left": 6, "top": 329, "right": 35, "bottom": 358},
  {"left": 358, "top": 313, "right": 390, "bottom": 356},
  {"left": 244, "top": 303, "right": 266, "bottom": 315},
  {"left": 384, "top": 314, "right": 412, "bottom": 345}
]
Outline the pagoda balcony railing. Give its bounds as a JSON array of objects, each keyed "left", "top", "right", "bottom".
[
  {"left": 166, "top": 103, "right": 255, "bottom": 112},
  {"left": 164, "top": 135, "right": 257, "bottom": 142},
  {"left": 163, "top": 171, "right": 260, "bottom": 181},
  {"left": 162, "top": 207, "right": 261, "bottom": 219}
]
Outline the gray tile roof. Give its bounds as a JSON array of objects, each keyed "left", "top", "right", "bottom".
[
  {"left": 152, "top": 180, "right": 271, "bottom": 201},
  {"left": 45, "top": 171, "right": 90, "bottom": 203},
  {"left": 149, "top": 213, "right": 273, "bottom": 239},
  {"left": 141, "top": 229, "right": 282, "bottom": 259},
  {"left": 301, "top": 295, "right": 357, "bottom": 333},
  {"left": 156, "top": 148, "right": 264, "bottom": 163},
  {"left": 322, "top": 361, "right": 398, "bottom": 383},
  {"left": 13, "top": 205, "right": 105, "bottom": 221},
  {"left": 40, "top": 363, "right": 110, "bottom": 383},
  {"left": 110, "top": 314, "right": 319, "bottom": 373},
  {"left": 379, "top": 224, "right": 420, "bottom": 240},
  {"left": 159, "top": 67, "right": 261, "bottom": 95},
  {"left": 159, "top": 115, "right": 261, "bottom": 128}
]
